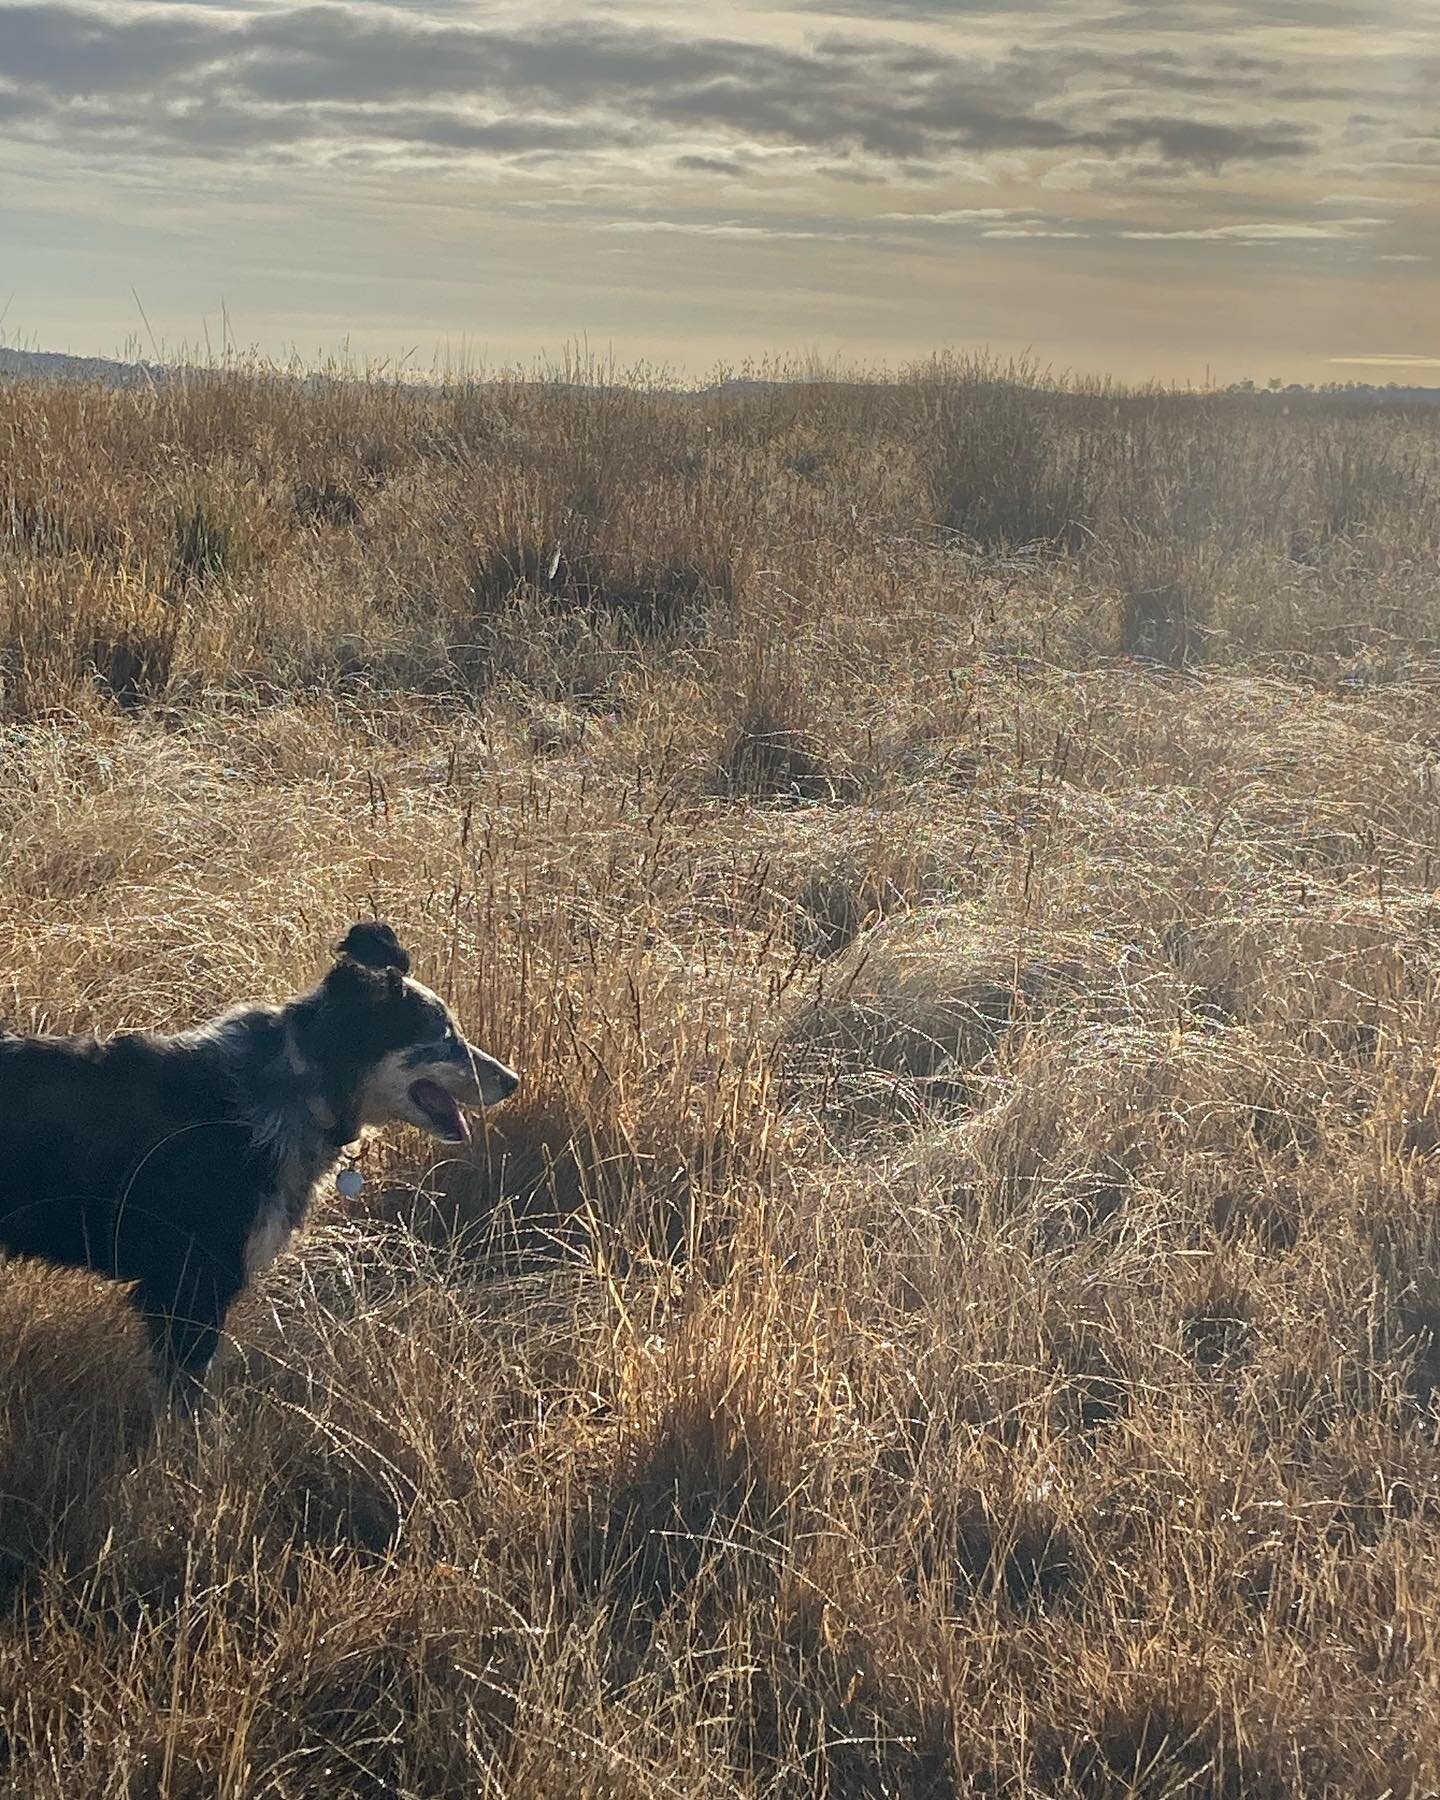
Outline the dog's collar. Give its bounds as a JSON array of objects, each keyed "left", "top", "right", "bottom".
[{"left": 317, "top": 1106, "right": 361, "bottom": 1155}]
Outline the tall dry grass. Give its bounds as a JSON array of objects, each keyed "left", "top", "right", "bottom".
[{"left": 1, "top": 356, "right": 1439, "bottom": 1796}]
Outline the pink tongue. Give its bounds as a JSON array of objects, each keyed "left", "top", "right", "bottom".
[{"left": 411, "top": 1079, "right": 469, "bottom": 1141}]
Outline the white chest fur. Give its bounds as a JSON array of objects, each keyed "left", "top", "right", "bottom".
[
  {"left": 244, "top": 1196, "right": 297, "bottom": 1279},
  {"left": 243, "top": 1149, "right": 328, "bottom": 1281}
]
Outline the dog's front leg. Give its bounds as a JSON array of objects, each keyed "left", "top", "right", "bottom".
[{"left": 134, "top": 1255, "right": 242, "bottom": 1403}]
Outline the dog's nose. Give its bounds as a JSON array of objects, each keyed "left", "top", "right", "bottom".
[{"left": 470, "top": 1045, "right": 520, "bottom": 1103}]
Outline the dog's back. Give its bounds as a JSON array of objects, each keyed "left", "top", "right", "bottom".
[{"left": 0, "top": 1025, "right": 269, "bottom": 1271}]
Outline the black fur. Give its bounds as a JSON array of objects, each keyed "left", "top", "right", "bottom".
[
  {"left": 0, "top": 1021, "right": 274, "bottom": 1386},
  {"left": 336, "top": 921, "right": 411, "bottom": 974},
  {"left": 0, "top": 923, "right": 503, "bottom": 1395}
]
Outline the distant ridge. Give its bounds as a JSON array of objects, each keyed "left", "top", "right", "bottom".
[
  {"left": 0, "top": 346, "right": 161, "bottom": 386},
  {"left": 1234, "top": 379, "right": 1440, "bottom": 408},
  {"left": 2, "top": 345, "right": 1439, "bottom": 405}
]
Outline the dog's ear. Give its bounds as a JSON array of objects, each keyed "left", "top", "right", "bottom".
[{"left": 334, "top": 921, "right": 411, "bottom": 975}]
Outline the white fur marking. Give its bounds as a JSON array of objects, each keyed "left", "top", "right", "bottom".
[{"left": 244, "top": 1199, "right": 294, "bottom": 1279}]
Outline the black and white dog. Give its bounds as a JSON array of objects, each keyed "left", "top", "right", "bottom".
[{"left": 0, "top": 922, "right": 518, "bottom": 1392}]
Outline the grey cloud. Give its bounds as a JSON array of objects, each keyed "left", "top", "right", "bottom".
[
  {"left": 224, "top": 11, "right": 772, "bottom": 108},
  {"left": 817, "top": 162, "right": 896, "bottom": 184},
  {"left": 146, "top": 100, "right": 314, "bottom": 152},
  {"left": 1104, "top": 116, "right": 1311, "bottom": 166},
  {"left": 1093, "top": 0, "right": 1402, "bottom": 29},
  {"left": 676, "top": 154, "right": 749, "bottom": 175},
  {"left": 801, "top": 0, "right": 1404, "bottom": 23},
  {"left": 1061, "top": 44, "right": 1283, "bottom": 85},
  {"left": 0, "top": 81, "right": 50, "bottom": 121},
  {"left": 355, "top": 110, "right": 612, "bottom": 155},
  {"left": 786, "top": 1, "right": 1052, "bottom": 14},
  {"left": 0, "top": 1, "right": 1323, "bottom": 173},
  {"left": 0, "top": 3, "right": 226, "bottom": 90}
]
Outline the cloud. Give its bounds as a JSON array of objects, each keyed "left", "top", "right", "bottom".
[
  {"left": 877, "top": 206, "right": 1015, "bottom": 222},
  {"left": 872, "top": 207, "right": 1090, "bottom": 239},
  {"left": 1330, "top": 353, "right": 1440, "bottom": 367},
  {"left": 786, "top": 0, "right": 1048, "bottom": 13},
  {"left": 0, "top": 82, "right": 51, "bottom": 123},
  {"left": 1317, "top": 192, "right": 1407, "bottom": 208},
  {"left": 1122, "top": 218, "right": 1381, "bottom": 243},
  {"left": 982, "top": 225, "right": 1089, "bottom": 238},
  {"left": 676, "top": 153, "right": 748, "bottom": 176},
  {"left": 1099, "top": 115, "right": 1311, "bottom": 166},
  {"left": 596, "top": 218, "right": 843, "bottom": 242},
  {"left": 1097, "top": 0, "right": 1403, "bottom": 29},
  {"left": 1, "top": 2, "right": 227, "bottom": 91},
  {"left": 0, "top": 0, "right": 1322, "bottom": 176},
  {"left": 1067, "top": 46, "right": 1285, "bottom": 99}
]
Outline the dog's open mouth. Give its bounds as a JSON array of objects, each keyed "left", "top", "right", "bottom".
[{"left": 409, "top": 1078, "right": 470, "bottom": 1142}]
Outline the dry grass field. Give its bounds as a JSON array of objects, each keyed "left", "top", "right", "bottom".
[{"left": 2, "top": 357, "right": 1440, "bottom": 1796}]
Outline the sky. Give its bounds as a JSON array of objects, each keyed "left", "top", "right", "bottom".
[{"left": 1, "top": 0, "right": 1437, "bottom": 384}]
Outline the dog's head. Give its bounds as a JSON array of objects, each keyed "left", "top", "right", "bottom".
[{"left": 293, "top": 921, "right": 518, "bottom": 1143}]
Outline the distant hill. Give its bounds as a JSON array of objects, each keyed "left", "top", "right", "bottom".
[
  {"left": 4, "top": 345, "right": 1439, "bottom": 406},
  {"left": 1231, "top": 379, "right": 1440, "bottom": 408},
  {"left": 1325, "top": 385, "right": 1440, "bottom": 407},
  {"left": 0, "top": 346, "right": 161, "bottom": 387}
]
